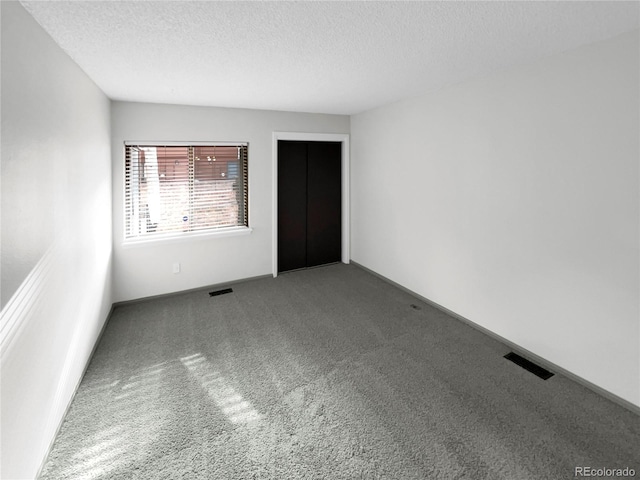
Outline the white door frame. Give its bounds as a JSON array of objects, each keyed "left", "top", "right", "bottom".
[{"left": 272, "top": 132, "right": 350, "bottom": 277}]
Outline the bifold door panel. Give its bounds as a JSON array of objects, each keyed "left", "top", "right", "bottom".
[
  {"left": 278, "top": 141, "right": 341, "bottom": 273},
  {"left": 278, "top": 141, "right": 308, "bottom": 272},
  {"left": 306, "top": 142, "right": 342, "bottom": 268}
]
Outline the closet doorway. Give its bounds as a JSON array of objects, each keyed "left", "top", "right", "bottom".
[{"left": 275, "top": 135, "right": 349, "bottom": 274}]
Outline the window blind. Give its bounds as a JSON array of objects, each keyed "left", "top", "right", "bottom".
[{"left": 124, "top": 144, "right": 248, "bottom": 240}]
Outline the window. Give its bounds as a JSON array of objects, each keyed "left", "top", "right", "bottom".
[{"left": 124, "top": 143, "right": 248, "bottom": 240}]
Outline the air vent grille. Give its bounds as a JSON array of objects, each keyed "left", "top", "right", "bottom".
[
  {"left": 504, "top": 352, "right": 554, "bottom": 380},
  {"left": 209, "top": 288, "right": 233, "bottom": 297}
]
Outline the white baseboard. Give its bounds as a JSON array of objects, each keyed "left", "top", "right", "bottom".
[
  {"left": 35, "top": 303, "right": 114, "bottom": 480},
  {"left": 112, "top": 273, "right": 273, "bottom": 308},
  {"left": 350, "top": 261, "right": 640, "bottom": 416}
]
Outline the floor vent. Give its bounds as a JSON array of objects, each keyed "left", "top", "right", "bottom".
[
  {"left": 504, "top": 352, "right": 554, "bottom": 380},
  {"left": 209, "top": 288, "right": 233, "bottom": 297}
]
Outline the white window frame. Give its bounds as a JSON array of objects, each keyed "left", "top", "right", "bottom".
[{"left": 123, "top": 141, "right": 251, "bottom": 247}]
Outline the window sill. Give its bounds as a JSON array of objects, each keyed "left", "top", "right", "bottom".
[{"left": 122, "top": 226, "right": 252, "bottom": 248}]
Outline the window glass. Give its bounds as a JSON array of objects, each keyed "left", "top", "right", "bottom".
[{"left": 124, "top": 144, "right": 248, "bottom": 240}]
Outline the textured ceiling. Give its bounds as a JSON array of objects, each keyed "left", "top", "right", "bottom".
[{"left": 20, "top": 1, "right": 640, "bottom": 115}]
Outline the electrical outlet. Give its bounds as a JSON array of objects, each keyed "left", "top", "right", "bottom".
[{"left": 173, "top": 263, "right": 180, "bottom": 274}]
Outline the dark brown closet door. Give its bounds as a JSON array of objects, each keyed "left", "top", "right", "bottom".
[
  {"left": 306, "top": 142, "right": 341, "bottom": 268},
  {"left": 278, "top": 141, "right": 308, "bottom": 272},
  {"left": 277, "top": 140, "right": 341, "bottom": 273}
]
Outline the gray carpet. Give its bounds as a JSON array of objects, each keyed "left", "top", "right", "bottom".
[{"left": 39, "top": 264, "right": 639, "bottom": 479}]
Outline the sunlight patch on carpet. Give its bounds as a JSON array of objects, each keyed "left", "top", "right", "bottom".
[
  {"left": 57, "top": 365, "right": 166, "bottom": 479},
  {"left": 180, "top": 352, "right": 262, "bottom": 424}
]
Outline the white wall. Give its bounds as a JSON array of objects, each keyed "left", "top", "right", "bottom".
[
  {"left": 351, "top": 31, "right": 639, "bottom": 407},
  {"left": 1, "top": 2, "right": 113, "bottom": 478},
  {"left": 111, "top": 102, "right": 349, "bottom": 302}
]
